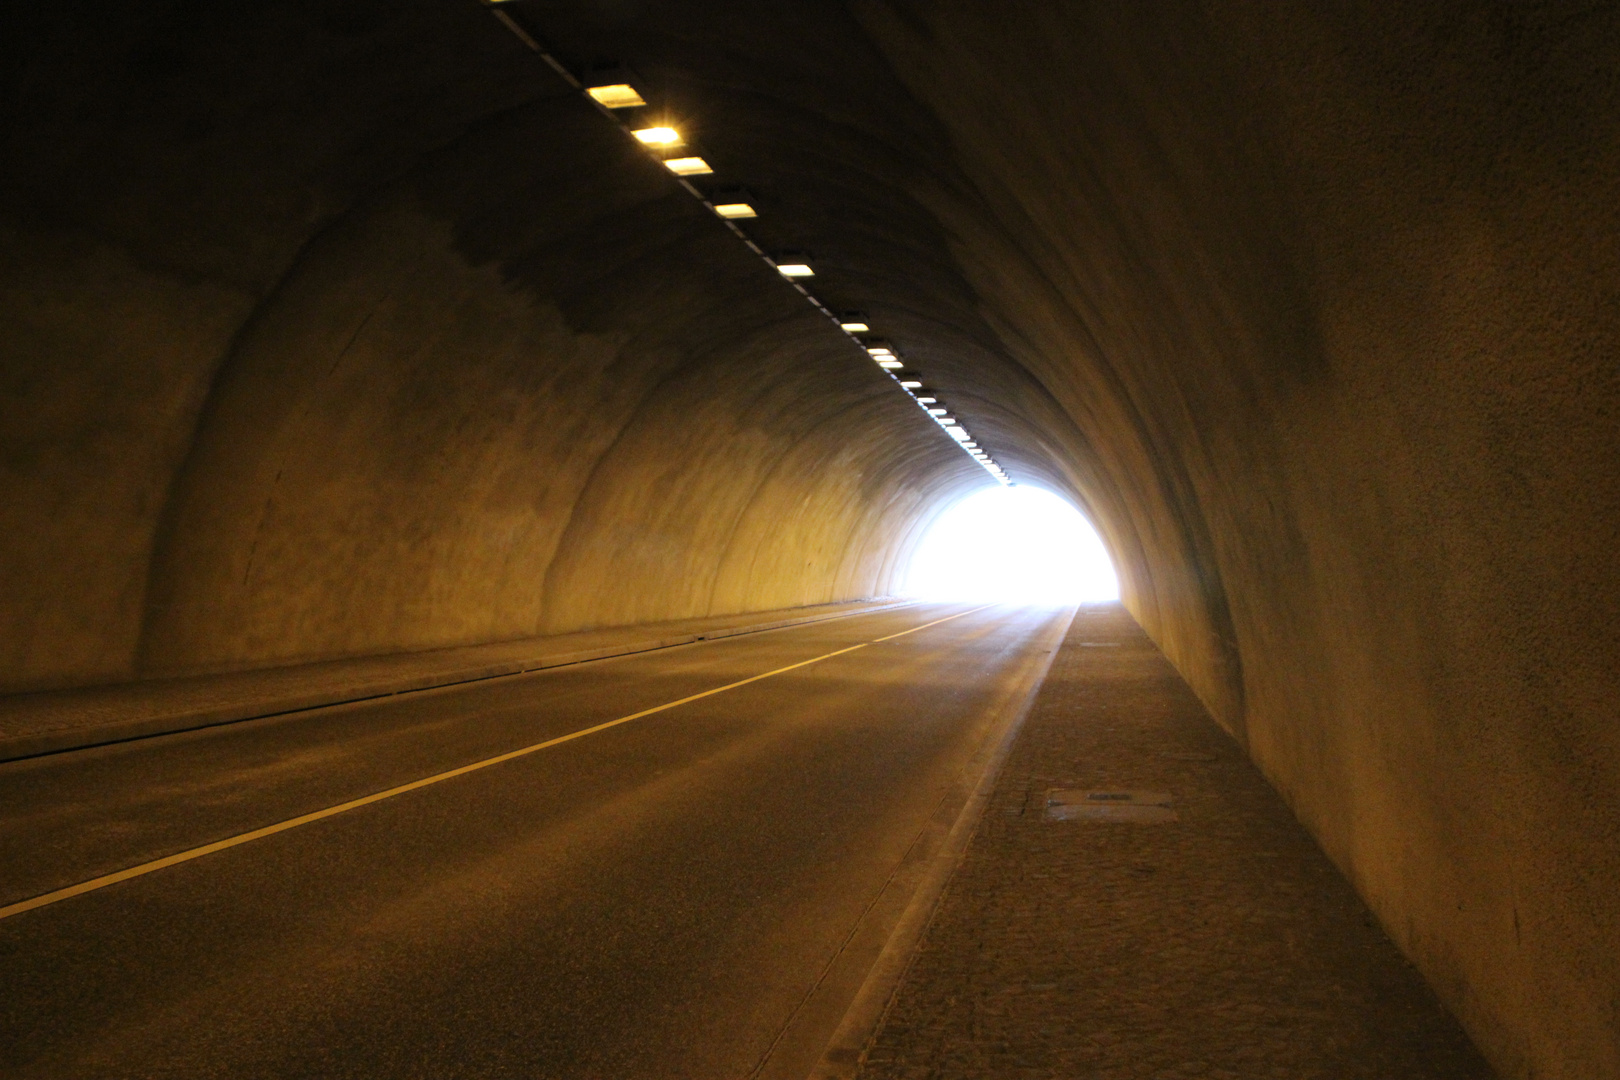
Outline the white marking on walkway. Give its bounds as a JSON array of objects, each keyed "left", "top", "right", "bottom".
[{"left": 0, "top": 604, "right": 995, "bottom": 922}]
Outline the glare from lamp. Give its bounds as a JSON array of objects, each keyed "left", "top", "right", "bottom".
[{"left": 634, "top": 126, "right": 681, "bottom": 146}]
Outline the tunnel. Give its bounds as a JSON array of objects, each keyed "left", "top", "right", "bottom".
[{"left": 1, "top": 1, "right": 1617, "bottom": 1077}]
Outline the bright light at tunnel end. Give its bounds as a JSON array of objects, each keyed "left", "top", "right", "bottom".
[{"left": 902, "top": 486, "right": 1119, "bottom": 606}]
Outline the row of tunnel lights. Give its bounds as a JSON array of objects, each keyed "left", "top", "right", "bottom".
[{"left": 481, "top": 0, "right": 1010, "bottom": 485}]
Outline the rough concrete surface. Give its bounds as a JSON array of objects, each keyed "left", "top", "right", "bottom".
[
  {"left": 1, "top": 2, "right": 1616, "bottom": 1077},
  {"left": 0, "top": 605, "right": 1068, "bottom": 1079},
  {"left": 857, "top": 606, "right": 1495, "bottom": 1080},
  {"left": 0, "top": 598, "right": 905, "bottom": 760}
]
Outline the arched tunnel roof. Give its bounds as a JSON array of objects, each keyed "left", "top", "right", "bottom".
[{"left": 2, "top": 2, "right": 1617, "bottom": 1077}]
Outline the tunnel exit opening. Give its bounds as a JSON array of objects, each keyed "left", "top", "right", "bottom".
[{"left": 902, "top": 486, "right": 1119, "bottom": 605}]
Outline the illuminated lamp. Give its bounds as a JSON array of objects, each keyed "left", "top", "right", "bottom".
[
  {"left": 584, "top": 64, "right": 648, "bottom": 109},
  {"left": 664, "top": 156, "right": 713, "bottom": 176},
  {"left": 772, "top": 251, "right": 814, "bottom": 277},
  {"left": 709, "top": 186, "right": 757, "bottom": 219}
]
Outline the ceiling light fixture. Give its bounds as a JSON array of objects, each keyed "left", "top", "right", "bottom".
[
  {"left": 475, "top": 27, "right": 991, "bottom": 480},
  {"left": 773, "top": 251, "right": 815, "bottom": 278},
  {"left": 589, "top": 85, "right": 645, "bottom": 107},
  {"left": 664, "top": 156, "right": 713, "bottom": 176},
  {"left": 709, "top": 187, "right": 757, "bottom": 220},
  {"left": 633, "top": 126, "right": 681, "bottom": 146},
  {"left": 583, "top": 63, "right": 648, "bottom": 109}
]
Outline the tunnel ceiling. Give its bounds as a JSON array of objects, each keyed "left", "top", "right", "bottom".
[
  {"left": 506, "top": 0, "right": 1102, "bottom": 494},
  {"left": 4, "top": 3, "right": 1618, "bottom": 1079}
]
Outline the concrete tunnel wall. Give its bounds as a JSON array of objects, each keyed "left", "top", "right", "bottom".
[
  {"left": 2, "top": 2, "right": 1617, "bottom": 1078},
  {"left": 0, "top": 1, "right": 981, "bottom": 683}
]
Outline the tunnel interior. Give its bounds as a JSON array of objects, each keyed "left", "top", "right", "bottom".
[{"left": 3, "top": 1, "right": 1617, "bottom": 1077}]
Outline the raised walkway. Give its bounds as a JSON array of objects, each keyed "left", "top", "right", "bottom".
[
  {"left": 849, "top": 604, "right": 1495, "bottom": 1080},
  {"left": 0, "top": 598, "right": 906, "bottom": 762}
]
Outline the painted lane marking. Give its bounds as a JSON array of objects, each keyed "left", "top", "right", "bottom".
[
  {"left": 872, "top": 604, "right": 993, "bottom": 642},
  {"left": 0, "top": 604, "right": 996, "bottom": 922}
]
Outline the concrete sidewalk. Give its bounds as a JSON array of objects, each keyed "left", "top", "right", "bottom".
[
  {"left": 0, "top": 598, "right": 908, "bottom": 762},
  {"left": 853, "top": 605, "right": 1495, "bottom": 1080}
]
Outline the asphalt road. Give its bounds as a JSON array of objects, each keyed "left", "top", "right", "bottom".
[{"left": 0, "top": 603, "right": 1072, "bottom": 1079}]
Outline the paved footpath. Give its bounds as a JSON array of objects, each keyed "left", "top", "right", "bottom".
[{"left": 856, "top": 605, "right": 1495, "bottom": 1080}]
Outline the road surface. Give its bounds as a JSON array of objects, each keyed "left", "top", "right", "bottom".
[{"left": 0, "top": 603, "right": 1071, "bottom": 1079}]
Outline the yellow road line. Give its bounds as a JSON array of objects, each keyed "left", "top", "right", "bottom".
[
  {"left": 872, "top": 603, "right": 993, "bottom": 641},
  {"left": 0, "top": 604, "right": 996, "bottom": 923}
]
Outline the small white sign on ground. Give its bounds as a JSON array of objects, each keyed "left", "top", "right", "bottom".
[{"left": 1045, "top": 789, "right": 1178, "bottom": 823}]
